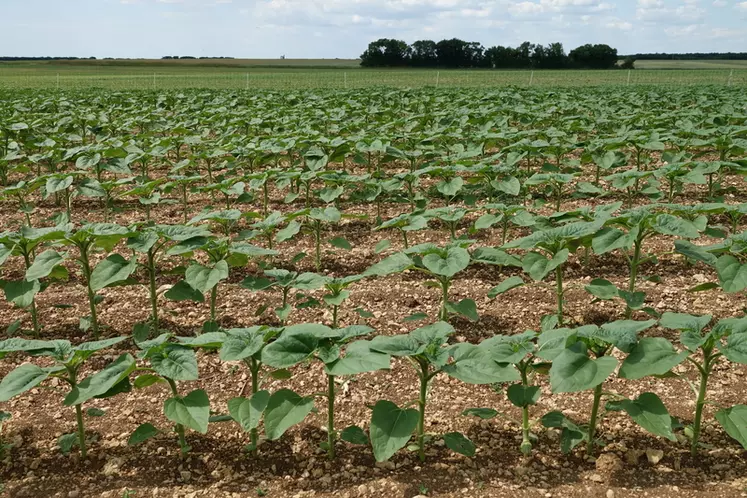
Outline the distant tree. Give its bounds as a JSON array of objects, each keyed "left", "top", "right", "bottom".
[
  {"left": 360, "top": 39, "right": 411, "bottom": 67},
  {"left": 620, "top": 57, "right": 636, "bottom": 69},
  {"left": 435, "top": 39, "right": 485, "bottom": 68},
  {"left": 569, "top": 44, "right": 618, "bottom": 69},
  {"left": 410, "top": 40, "right": 438, "bottom": 67}
]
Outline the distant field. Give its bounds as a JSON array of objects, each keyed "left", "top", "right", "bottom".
[
  {"left": 633, "top": 59, "right": 747, "bottom": 70},
  {"left": 0, "top": 59, "right": 745, "bottom": 89}
]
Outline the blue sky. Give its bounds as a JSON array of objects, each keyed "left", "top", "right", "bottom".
[{"left": 1, "top": 0, "right": 746, "bottom": 58}]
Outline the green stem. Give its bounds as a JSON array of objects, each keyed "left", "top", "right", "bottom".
[
  {"left": 555, "top": 265, "right": 564, "bottom": 326},
  {"left": 75, "top": 404, "right": 87, "bottom": 459},
  {"left": 23, "top": 252, "right": 41, "bottom": 337},
  {"left": 327, "top": 374, "right": 336, "bottom": 460},
  {"left": 314, "top": 223, "right": 322, "bottom": 272},
  {"left": 586, "top": 383, "right": 603, "bottom": 457},
  {"left": 210, "top": 286, "right": 218, "bottom": 323},
  {"left": 80, "top": 250, "right": 99, "bottom": 339},
  {"left": 249, "top": 358, "right": 260, "bottom": 456},
  {"left": 691, "top": 358, "right": 711, "bottom": 456},
  {"left": 147, "top": 249, "right": 158, "bottom": 335},
  {"left": 439, "top": 279, "right": 450, "bottom": 322},
  {"left": 166, "top": 378, "right": 189, "bottom": 456},
  {"left": 417, "top": 366, "right": 429, "bottom": 463},
  {"left": 519, "top": 366, "right": 532, "bottom": 456},
  {"left": 625, "top": 240, "right": 642, "bottom": 319}
]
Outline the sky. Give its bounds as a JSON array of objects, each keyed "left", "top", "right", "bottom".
[{"left": 1, "top": 0, "right": 746, "bottom": 59}]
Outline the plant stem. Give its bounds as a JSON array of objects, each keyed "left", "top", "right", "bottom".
[
  {"left": 80, "top": 249, "right": 99, "bottom": 339},
  {"left": 147, "top": 249, "right": 158, "bottom": 335},
  {"left": 67, "top": 366, "right": 87, "bottom": 459},
  {"left": 23, "top": 252, "right": 41, "bottom": 337},
  {"left": 166, "top": 378, "right": 189, "bottom": 456},
  {"left": 625, "top": 239, "right": 642, "bottom": 319},
  {"left": 519, "top": 366, "right": 532, "bottom": 456},
  {"left": 327, "top": 374, "right": 336, "bottom": 460},
  {"left": 210, "top": 286, "right": 218, "bottom": 323},
  {"left": 417, "top": 366, "right": 429, "bottom": 463},
  {"left": 691, "top": 359, "right": 711, "bottom": 456},
  {"left": 555, "top": 265, "right": 564, "bottom": 326},
  {"left": 586, "top": 383, "right": 603, "bottom": 457},
  {"left": 249, "top": 357, "right": 260, "bottom": 456},
  {"left": 439, "top": 279, "right": 450, "bottom": 322},
  {"left": 314, "top": 222, "right": 321, "bottom": 272}
]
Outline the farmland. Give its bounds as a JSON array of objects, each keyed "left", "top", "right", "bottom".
[
  {"left": 1, "top": 59, "right": 746, "bottom": 89},
  {"left": 0, "top": 84, "right": 746, "bottom": 498}
]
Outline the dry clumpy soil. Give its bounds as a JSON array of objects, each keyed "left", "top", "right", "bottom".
[{"left": 1, "top": 167, "right": 746, "bottom": 498}]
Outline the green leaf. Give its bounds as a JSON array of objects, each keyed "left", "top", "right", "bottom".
[
  {"left": 128, "top": 423, "right": 160, "bottom": 445},
  {"left": 26, "top": 250, "right": 66, "bottom": 280},
  {"left": 369, "top": 400, "right": 419, "bottom": 462},
  {"left": 3, "top": 279, "right": 40, "bottom": 308},
  {"left": 507, "top": 384, "right": 541, "bottom": 408},
  {"left": 619, "top": 337, "right": 688, "bottom": 379},
  {"left": 164, "top": 389, "right": 210, "bottom": 434},
  {"left": 185, "top": 260, "right": 229, "bottom": 294},
  {"left": 219, "top": 327, "right": 266, "bottom": 362},
  {"left": 403, "top": 312, "right": 428, "bottom": 322},
  {"left": 374, "top": 240, "right": 391, "bottom": 254},
  {"left": 715, "top": 255, "right": 747, "bottom": 293},
  {"left": 522, "top": 249, "right": 569, "bottom": 281},
  {"left": 263, "top": 389, "right": 315, "bottom": 440},
  {"left": 606, "top": 392, "right": 675, "bottom": 441},
  {"left": 461, "top": 408, "right": 498, "bottom": 419},
  {"left": 0, "top": 363, "right": 50, "bottom": 401},
  {"left": 58, "top": 433, "right": 79, "bottom": 455},
  {"left": 422, "top": 247, "right": 470, "bottom": 277},
  {"left": 364, "top": 252, "right": 413, "bottom": 277},
  {"left": 133, "top": 374, "right": 164, "bottom": 389},
  {"left": 443, "top": 432, "right": 475, "bottom": 457},
  {"left": 584, "top": 278, "right": 619, "bottom": 300},
  {"left": 448, "top": 299, "right": 479, "bottom": 321},
  {"left": 326, "top": 340, "right": 390, "bottom": 376},
  {"left": 329, "top": 237, "right": 352, "bottom": 250},
  {"left": 164, "top": 280, "right": 205, "bottom": 302},
  {"left": 443, "top": 343, "right": 519, "bottom": 384},
  {"left": 541, "top": 411, "right": 587, "bottom": 454},
  {"left": 261, "top": 332, "right": 318, "bottom": 368},
  {"left": 65, "top": 354, "right": 136, "bottom": 405},
  {"left": 150, "top": 346, "right": 199, "bottom": 381},
  {"left": 228, "top": 391, "right": 270, "bottom": 432},
  {"left": 488, "top": 276, "right": 524, "bottom": 298},
  {"left": 90, "top": 254, "right": 137, "bottom": 292},
  {"left": 549, "top": 342, "right": 617, "bottom": 393},
  {"left": 340, "top": 425, "right": 369, "bottom": 445},
  {"left": 715, "top": 405, "right": 747, "bottom": 450},
  {"left": 87, "top": 408, "right": 106, "bottom": 417}
]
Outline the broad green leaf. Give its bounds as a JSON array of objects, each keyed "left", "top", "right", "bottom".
[
  {"left": 715, "top": 255, "right": 747, "bottom": 293},
  {"left": 26, "top": 250, "right": 66, "bottom": 280},
  {"left": 584, "top": 278, "right": 619, "bottom": 300},
  {"left": 185, "top": 260, "right": 229, "bottom": 294},
  {"left": 715, "top": 405, "right": 747, "bottom": 450},
  {"left": 488, "top": 276, "right": 524, "bottom": 298},
  {"left": 228, "top": 390, "right": 270, "bottom": 432},
  {"left": 462, "top": 408, "right": 498, "bottom": 419},
  {"left": 507, "top": 384, "right": 541, "bottom": 408},
  {"left": 219, "top": 327, "right": 266, "bottom": 361},
  {"left": 541, "top": 411, "right": 587, "bottom": 454},
  {"left": 329, "top": 237, "right": 352, "bottom": 250},
  {"left": 3, "top": 279, "right": 40, "bottom": 308},
  {"left": 261, "top": 333, "right": 318, "bottom": 368},
  {"left": 64, "top": 353, "right": 136, "bottom": 405},
  {"left": 422, "top": 247, "right": 469, "bottom": 277},
  {"left": 606, "top": 392, "right": 675, "bottom": 441},
  {"left": 443, "top": 432, "right": 475, "bottom": 457},
  {"left": 0, "top": 363, "right": 50, "bottom": 401},
  {"left": 369, "top": 400, "right": 419, "bottom": 462},
  {"left": 164, "top": 389, "right": 210, "bottom": 434},
  {"left": 150, "top": 346, "right": 199, "bottom": 381},
  {"left": 550, "top": 342, "right": 617, "bottom": 393},
  {"left": 90, "top": 254, "right": 137, "bottom": 292},
  {"left": 263, "top": 389, "right": 315, "bottom": 440},
  {"left": 522, "top": 249, "right": 569, "bottom": 281},
  {"left": 619, "top": 337, "right": 689, "bottom": 379},
  {"left": 326, "top": 340, "right": 390, "bottom": 375},
  {"left": 364, "top": 252, "right": 413, "bottom": 277},
  {"left": 164, "top": 280, "right": 205, "bottom": 302},
  {"left": 340, "top": 425, "right": 369, "bottom": 445},
  {"left": 443, "top": 343, "right": 519, "bottom": 384},
  {"left": 128, "top": 423, "right": 159, "bottom": 445}
]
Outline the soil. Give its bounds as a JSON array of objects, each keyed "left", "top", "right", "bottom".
[{"left": 0, "top": 159, "right": 746, "bottom": 498}]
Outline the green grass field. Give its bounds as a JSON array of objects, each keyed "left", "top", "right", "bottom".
[{"left": 1, "top": 59, "right": 745, "bottom": 89}]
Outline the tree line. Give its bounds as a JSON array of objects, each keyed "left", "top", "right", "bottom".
[
  {"left": 626, "top": 52, "right": 747, "bottom": 60},
  {"left": 360, "top": 39, "right": 623, "bottom": 69}
]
